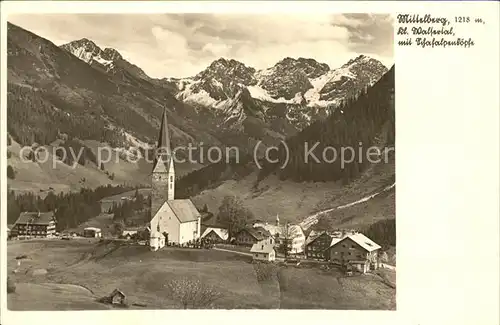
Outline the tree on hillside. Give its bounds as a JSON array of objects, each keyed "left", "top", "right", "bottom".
[
  {"left": 216, "top": 196, "right": 253, "bottom": 238},
  {"left": 111, "top": 221, "right": 125, "bottom": 237},
  {"left": 166, "top": 277, "right": 222, "bottom": 309},
  {"left": 201, "top": 204, "right": 209, "bottom": 213},
  {"left": 7, "top": 165, "right": 15, "bottom": 179}
]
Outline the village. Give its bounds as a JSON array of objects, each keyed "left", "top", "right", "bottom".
[{"left": 7, "top": 109, "right": 390, "bottom": 281}]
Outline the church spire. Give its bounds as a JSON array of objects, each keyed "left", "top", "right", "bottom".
[
  {"left": 157, "top": 107, "right": 171, "bottom": 155},
  {"left": 153, "top": 107, "right": 172, "bottom": 170}
]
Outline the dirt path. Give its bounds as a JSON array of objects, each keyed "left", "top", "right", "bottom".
[
  {"left": 299, "top": 182, "right": 396, "bottom": 230},
  {"left": 212, "top": 247, "right": 252, "bottom": 256}
]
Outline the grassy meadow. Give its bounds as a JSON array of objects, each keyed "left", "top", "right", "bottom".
[{"left": 7, "top": 239, "right": 395, "bottom": 310}]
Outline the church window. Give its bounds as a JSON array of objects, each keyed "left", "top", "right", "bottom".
[
  {"left": 170, "top": 183, "right": 172, "bottom": 189},
  {"left": 170, "top": 176, "right": 173, "bottom": 182}
]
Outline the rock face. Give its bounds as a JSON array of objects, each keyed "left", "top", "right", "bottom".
[
  {"left": 8, "top": 21, "right": 391, "bottom": 163},
  {"left": 318, "top": 55, "right": 389, "bottom": 103}
]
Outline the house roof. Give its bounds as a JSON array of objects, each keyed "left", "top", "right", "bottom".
[
  {"left": 167, "top": 199, "right": 201, "bottom": 223},
  {"left": 328, "top": 233, "right": 381, "bottom": 252},
  {"left": 122, "top": 230, "right": 137, "bottom": 236},
  {"left": 201, "top": 227, "right": 229, "bottom": 240},
  {"left": 250, "top": 241, "right": 275, "bottom": 254},
  {"left": 252, "top": 223, "right": 305, "bottom": 241},
  {"left": 348, "top": 233, "right": 381, "bottom": 252},
  {"left": 241, "top": 227, "right": 271, "bottom": 241},
  {"left": 110, "top": 289, "right": 126, "bottom": 297},
  {"left": 14, "top": 212, "right": 55, "bottom": 225},
  {"left": 84, "top": 227, "right": 101, "bottom": 232}
]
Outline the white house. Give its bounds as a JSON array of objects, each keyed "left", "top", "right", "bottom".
[
  {"left": 149, "top": 108, "right": 202, "bottom": 249},
  {"left": 250, "top": 240, "right": 276, "bottom": 262},
  {"left": 253, "top": 216, "right": 306, "bottom": 254},
  {"left": 149, "top": 231, "right": 165, "bottom": 252}
]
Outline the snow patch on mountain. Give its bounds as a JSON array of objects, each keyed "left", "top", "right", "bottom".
[
  {"left": 247, "top": 85, "right": 302, "bottom": 104},
  {"left": 304, "top": 66, "right": 356, "bottom": 107}
]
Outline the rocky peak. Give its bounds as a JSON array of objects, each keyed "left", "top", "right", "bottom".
[
  {"left": 195, "top": 57, "right": 257, "bottom": 85},
  {"left": 274, "top": 57, "right": 330, "bottom": 79},
  {"left": 101, "top": 48, "right": 123, "bottom": 61}
]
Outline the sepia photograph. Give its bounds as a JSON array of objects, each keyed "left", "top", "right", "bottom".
[{"left": 4, "top": 12, "right": 395, "bottom": 310}]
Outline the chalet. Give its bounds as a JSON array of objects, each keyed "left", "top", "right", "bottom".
[
  {"left": 250, "top": 240, "right": 276, "bottom": 262},
  {"left": 235, "top": 227, "right": 272, "bottom": 246},
  {"left": 253, "top": 216, "right": 306, "bottom": 254},
  {"left": 324, "top": 232, "right": 381, "bottom": 273},
  {"left": 149, "top": 109, "right": 201, "bottom": 249},
  {"left": 201, "top": 227, "right": 228, "bottom": 243},
  {"left": 12, "top": 211, "right": 57, "bottom": 238},
  {"left": 83, "top": 227, "right": 102, "bottom": 238},
  {"left": 305, "top": 230, "right": 333, "bottom": 260}
]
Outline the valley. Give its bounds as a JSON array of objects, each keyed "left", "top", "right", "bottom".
[{"left": 6, "top": 16, "right": 396, "bottom": 312}]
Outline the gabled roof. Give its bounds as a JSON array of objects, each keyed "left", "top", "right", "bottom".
[
  {"left": 250, "top": 241, "right": 275, "bottom": 254},
  {"left": 328, "top": 233, "right": 381, "bottom": 252},
  {"left": 348, "top": 233, "right": 381, "bottom": 252},
  {"left": 201, "top": 227, "right": 229, "bottom": 240},
  {"left": 167, "top": 199, "right": 201, "bottom": 223},
  {"left": 14, "top": 212, "right": 55, "bottom": 225},
  {"left": 110, "top": 289, "right": 126, "bottom": 298},
  {"left": 122, "top": 230, "right": 137, "bottom": 236},
  {"left": 240, "top": 227, "right": 271, "bottom": 241}
]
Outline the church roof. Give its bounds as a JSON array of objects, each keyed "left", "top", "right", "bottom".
[
  {"left": 167, "top": 199, "right": 201, "bottom": 223},
  {"left": 153, "top": 107, "right": 172, "bottom": 171},
  {"left": 157, "top": 107, "right": 171, "bottom": 155}
]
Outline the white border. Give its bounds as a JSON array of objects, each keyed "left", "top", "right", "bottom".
[{"left": 1, "top": 2, "right": 499, "bottom": 325}]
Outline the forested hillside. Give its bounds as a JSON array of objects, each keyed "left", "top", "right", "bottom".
[
  {"left": 7, "top": 184, "right": 135, "bottom": 229},
  {"left": 258, "top": 65, "right": 395, "bottom": 184}
]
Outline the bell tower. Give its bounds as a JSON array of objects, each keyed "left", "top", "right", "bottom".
[{"left": 151, "top": 108, "right": 175, "bottom": 217}]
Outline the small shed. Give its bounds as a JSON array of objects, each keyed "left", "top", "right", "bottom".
[
  {"left": 83, "top": 227, "right": 102, "bottom": 238},
  {"left": 110, "top": 289, "right": 126, "bottom": 305},
  {"left": 99, "top": 289, "right": 127, "bottom": 306}
]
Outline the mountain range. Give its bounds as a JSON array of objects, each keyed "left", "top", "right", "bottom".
[
  {"left": 6, "top": 21, "right": 395, "bottom": 233},
  {"left": 62, "top": 37, "right": 389, "bottom": 132}
]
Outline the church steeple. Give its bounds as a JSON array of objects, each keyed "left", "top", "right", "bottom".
[
  {"left": 151, "top": 107, "right": 175, "bottom": 216},
  {"left": 154, "top": 107, "right": 172, "bottom": 170},
  {"left": 157, "top": 107, "right": 171, "bottom": 156}
]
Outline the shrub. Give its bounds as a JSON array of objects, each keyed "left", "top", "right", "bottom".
[
  {"left": 7, "top": 165, "right": 15, "bottom": 179},
  {"left": 7, "top": 276, "right": 16, "bottom": 294}
]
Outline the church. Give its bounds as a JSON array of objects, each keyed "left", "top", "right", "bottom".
[{"left": 149, "top": 108, "right": 201, "bottom": 251}]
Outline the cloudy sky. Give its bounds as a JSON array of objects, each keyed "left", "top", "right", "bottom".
[{"left": 9, "top": 13, "right": 394, "bottom": 78}]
